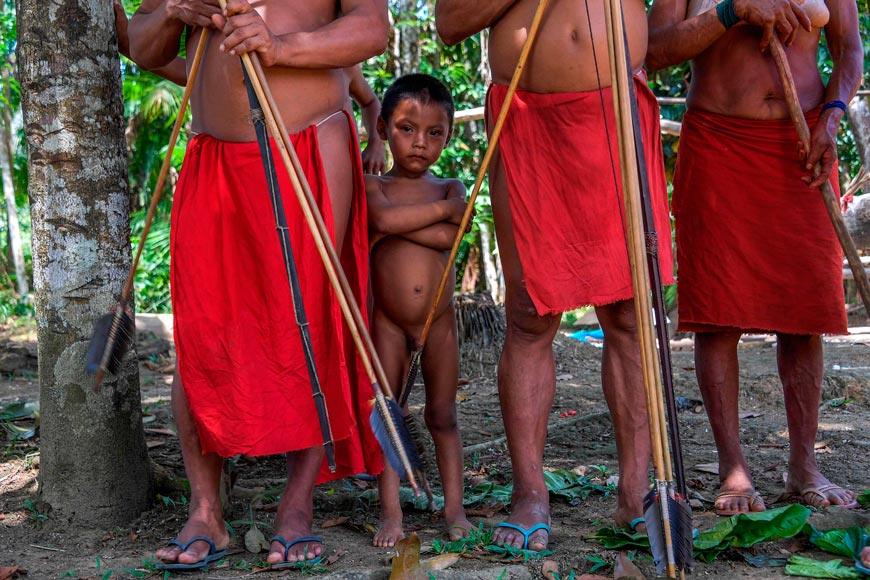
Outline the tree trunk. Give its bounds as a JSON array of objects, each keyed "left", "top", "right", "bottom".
[
  {"left": 848, "top": 96, "right": 870, "bottom": 194},
  {"left": 392, "top": 0, "right": 420, "bottom": 76},
  {"left": 0, "top": 66, "right": 28, "bottom": 297},
  {"left": 478, "top": 220, "right": 503, "bottom": 303},
  {"left": 18, "top": 0, "right": 152, "bottom": 525}
]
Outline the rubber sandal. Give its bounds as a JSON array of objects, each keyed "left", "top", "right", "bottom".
[
  {"left": 494, "top": 522, "right": 550, "bottom": 551},
  {"left": 270, "top": 535, "right": 323, "bottom": 569},
  {"left": 155, "top": 535, "right": 227, "bottom": 571}
]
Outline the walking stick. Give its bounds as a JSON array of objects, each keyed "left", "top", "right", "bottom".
[
  {"left": 398, "top": 0, "right": 551, "bottom": 408},
  {"left": 216, "top": 0, "right": 421, "bottom": 493},
  {"left": 602, "top": 0, "right": 692, "bottom": 577},
  {"left": 88, "top": 30, "right": 210, "bottom": 390},
  {"left": 769, "top": 37, "right": 870, "bottom": 319},
  {"left": 241, "top": 66, "right": 337, "bottom": 473}
]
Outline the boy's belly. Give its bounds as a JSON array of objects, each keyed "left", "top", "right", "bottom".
[{"left": 371, "top": 237, "right": 455, "bottom": 330}]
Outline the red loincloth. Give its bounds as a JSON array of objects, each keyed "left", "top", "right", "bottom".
[
  {"left": 486, "top": 78, "right": 675, "bottom": 315},
  {"left": 170, "top": 111, "right": 383, "bottom": 483},
  {"left": 673, "top": 108, "right": 847, "bottom": 335}
]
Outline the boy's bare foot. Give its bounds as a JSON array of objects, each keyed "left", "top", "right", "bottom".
[
  {"left": 446, "top": 513, "right": 473, "bottom": 541},
  {"left": 492, "top": 494, "right": 550, "bottom": 551},
  {"left": 373, "top": 514, "right": 405, "bottom": 548},
  {"left": 155, "top": 508, "right": 228, "bottom": 566},
  {"left": 860, "top": 546, "right": 870, "bottom": 568}
]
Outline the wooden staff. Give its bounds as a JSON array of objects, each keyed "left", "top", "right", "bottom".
[
  {"left": 398, "top": 0, "right": 551, "bottom": 408},
  {"left": 769, "top": 36, "right": 870, "bottom": 319},
  {"left": 92, "top": 30, "right": 210, "bottom": 390},
  {"left": 602, "top": 0, "right": 680, "bottom": 576},
  {"left": 215, "top": 0, "right": 421, "bottom": 493}
]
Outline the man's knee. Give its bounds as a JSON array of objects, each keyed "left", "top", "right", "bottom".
[
  {"left": 597, "top": 300, "right": 638, "bottom": 339},
  {"left": 424, "top": 403, "right": 458, "bottom": 435},
  {"left": 505, "top": 284, "right": 559, "bottom": 339}
]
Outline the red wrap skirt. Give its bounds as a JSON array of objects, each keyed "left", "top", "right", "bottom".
[
  {"left": 673, "top": 108, "right": 847, "bottom": 335},
  {"left": 486, "top": 77, "right": 675, "bottom": 315},
  {"left": 170, "top": 112, "right": 383, "bottom": 482}
]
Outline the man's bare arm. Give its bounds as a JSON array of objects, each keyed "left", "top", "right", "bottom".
[
  {"left": 802, "top": 0, "right": 862, "bottom": 187},
  {"left": 348, "top": 65, "right": 387, "bottom": 175},
  {"left": 116, "top": 1, "right": 188, "bottom": 85},
  {"left": 216, "top": 0, "right": 388, "bottom": 68},
  {"left": 647, "top": 0, "right": 811, "bottom": 71},
  {"left": 129, "top": 0, "right": 219, "bottom": 69},
  {"left": 434, "top": 0, "right": 518, "bottom": 46}
]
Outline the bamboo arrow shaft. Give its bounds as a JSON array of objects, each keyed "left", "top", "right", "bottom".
[{"left": 769, "top": 37, "right": 870, "bottom": 319}]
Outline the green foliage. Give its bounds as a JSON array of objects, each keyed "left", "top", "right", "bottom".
[{"left": 785, "top": 555, "right": 864, "bottom": 579}]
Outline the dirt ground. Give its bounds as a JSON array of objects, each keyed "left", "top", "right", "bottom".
[{"left": 1, "top": 312, "right": 870, "bottom": 580}]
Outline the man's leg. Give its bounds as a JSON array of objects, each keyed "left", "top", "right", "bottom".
[
  {"left": 778, "top": 334, "right": 856, "bottom": 507},
  {"left": 267, "top": 446, "right": 327, "bottom": 564},
  {"left": 155, "top": 372, "right": 228, "bottom": 565},
  {"left": 594, "top": 301, "right": 651, "bottom": 529},
  {"left": 694, "top": 331, "right": 766, "bottom": 515},
  {"left": 421, "top": 304, "right": 472, "bottom": 541},
  {"left": 489, "top": 148, "right": 558, "bottom": 552},
  {"left": 265, "top": 111, "right": 357, "bottom": 565}
]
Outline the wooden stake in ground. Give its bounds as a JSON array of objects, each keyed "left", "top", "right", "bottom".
[
  {"left": 768, "top": 36, "right": 870, "bottom": 319},
  {"left": 398, "top": 0, "right": 551, "bottom": 408}
]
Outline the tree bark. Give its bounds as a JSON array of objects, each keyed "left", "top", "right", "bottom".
[
  {"left": 0, "top": 66, "right": 28, "bottom": 297},
  {"left": 478, "top": 220, "right": 503, "bottom": 303},
  {"left": 392, "top": 0, "right": 420, "bottom": 76},
  {"left": 847, "top": 96, "right": 870, "bottom": 193},
  {"left": 18, "top": 0, "right": 152, "bottom": 525}
]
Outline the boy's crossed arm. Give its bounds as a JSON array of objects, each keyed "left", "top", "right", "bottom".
[
  {"left": 393, "top": 180, "right": 468, "bottom": 251},
  {"left": 366, "top": 177, "right": 467, "bottom": 250}
]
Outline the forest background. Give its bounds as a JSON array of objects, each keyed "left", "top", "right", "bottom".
[{"left": 0, "top": 0, "right": 868, "bottom": 324}]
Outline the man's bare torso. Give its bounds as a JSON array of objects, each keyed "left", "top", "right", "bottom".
[
  {"left": 688, "top": 21, "right": 823, "bottom": 119},
  {"left": 189, "top": 0, "right": 345, "bottom": 140},
  {"left": 488, "top": 0, "right": 648, "bottom": 92}
]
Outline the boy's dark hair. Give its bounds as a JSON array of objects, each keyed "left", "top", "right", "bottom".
[{"left": 381, "top": 73, "right": 455, "bottom": 130}]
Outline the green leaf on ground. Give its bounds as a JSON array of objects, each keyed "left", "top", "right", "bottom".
[
  {"left": 785, "top": 555, "right": 863, "bottom": 579},
  {"left": 694, "top": 504, "right": 812, "bottom": 562},
  {"left": 807, "top": 526, "right": 868, "bottom": 559},
  {"left": 857, "top": 491, "right": 870, "bottom": 508},
  {"left": 587, "top": 527, "right": 650, "bottom": 550}
]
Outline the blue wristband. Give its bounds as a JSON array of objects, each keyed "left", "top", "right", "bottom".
[
  {"left": 820, "top": 100, "right": 848, "bottom": 114},
  {"left": 716, "top": 0, "right": 740, "bottom": 29}
]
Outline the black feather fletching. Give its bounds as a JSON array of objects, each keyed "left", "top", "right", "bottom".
[
  {"left": 644, "top": 485, "right": 694, "bottom": 576},
  {"left": 86, "top": 310, "right": 134, "bottom": 376},
  {"left": 369, "top": 395, "right": 422, "bottom": 481}
]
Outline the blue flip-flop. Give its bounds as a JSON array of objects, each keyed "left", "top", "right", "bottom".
[
  {"left": 155, "top": 535, "right": 227, "bottom": 570},
  {"left": 628, "top": 517, "right": 645, "bottom": 533},
  {"left": 270, "top": 535, "right": 324, "bottom": 569},
  {"left": 494, "top": 522, "right": 551, "bottom": 550}
]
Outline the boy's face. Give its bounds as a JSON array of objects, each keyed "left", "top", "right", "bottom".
[{"left": 377, "top": 98, "right": 452, "bottom": 174}]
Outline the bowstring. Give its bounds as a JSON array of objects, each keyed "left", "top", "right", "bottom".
[{"left": 583, "top": 0, "right": 630, "bottom": 239}]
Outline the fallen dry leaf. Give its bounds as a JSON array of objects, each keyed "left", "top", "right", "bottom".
[
  {"left": 421, "top": 553, "right": 460, "bottom": 572},
  {"left": 465, "top": 503, "right": 504, "bottom": 518},
  {"left": 244, "top": 523, "right": 270, "bottom": 554},
  {"left": 541, "top": 559, "right": 559, "bottom": 580},
  {"left": 320, "top": 516, "right": 349, "bottom": 529},
  {"left": 614, "top": 551, "right": 646, "bottom": 580},
  {"left": 390, "top": 533, "right": 427, "bottom": 580},
  {"left": 693, "top": 462, "right": 719, "bottom": 475},
  {"left": 144, "top": 428, "right": 177, "bottom": 437},
  {"left": 324, "top": 549, "right": 347, "bottom": 565},
  {"left": 146, "top": 440, "right": 165, "bottom": 449},
  {"left": 738, "top": 411, "right": 763, "bottom": 419}
]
